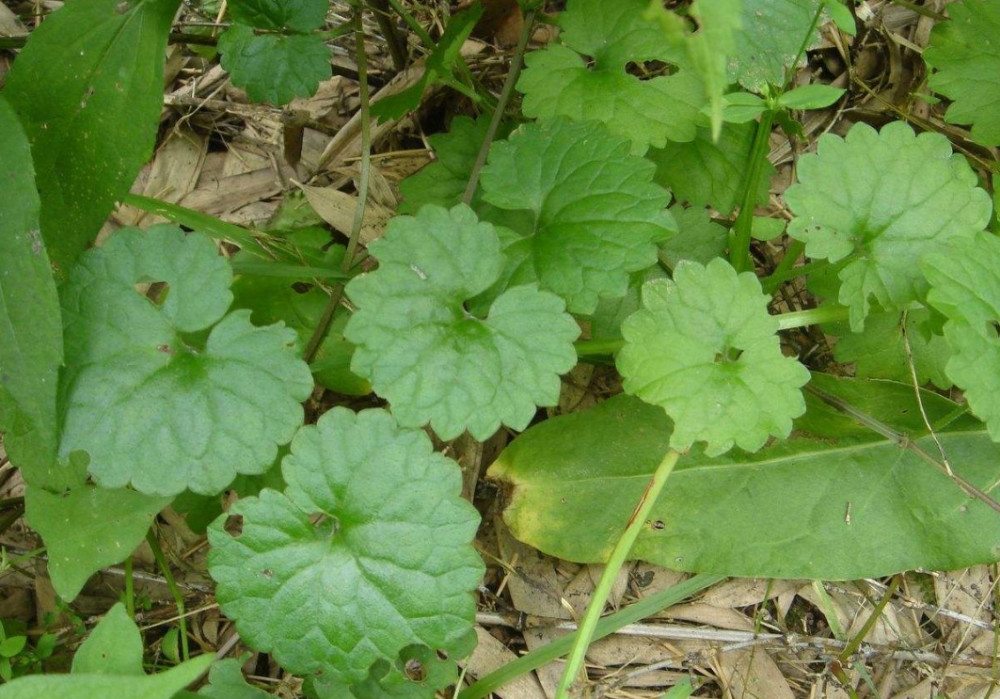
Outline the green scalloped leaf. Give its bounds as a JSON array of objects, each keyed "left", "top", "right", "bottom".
[
  {"left": 618, "top": 258, "right": 810, "bottom": 455},
  {"left": 785, "top": 122, "right": 992, "bottom": 330},
  {"left": 924, "top": 232, "right": 1000, "bottom": 440},
  {"left": 344, "top": 205, "right": 579, "bottom": 440},
  {"left": 647, "top": 122, "right": 775, "bottom": 216},
  {"left": 219, "top": 25, "right": 331, "bottom": 105},
  {"left": 207, "top": 408, "right": 483, "bottom": 695},
  {"left": 59, "top": 225, "right": 313, "bottom": 496},
  {"left": 517, "top": 0, "right": 704, "bottom": 153},
  {"left": 479, "top": 118, "right": 675, "bottom": 314},
  {"left": 924, "top": 0, "right": 1000, "bottom": 146},
  {"left": 227, "top": 0, "right": 327, "bottom": 31}
]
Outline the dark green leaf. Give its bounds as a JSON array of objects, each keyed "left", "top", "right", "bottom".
[
  {"left": 228, "top": 0, "right": 327, "bottom": 32},
  {"left": 219, "top": 25, "right": 332, "bottom": 105}
]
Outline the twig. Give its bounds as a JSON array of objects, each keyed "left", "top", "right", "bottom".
[
  {"left": 804, "top": 383, "right": 1000, "bottom": 514},
  {"left": 303, "top": 8, "right": 373, "bottom": 363},
  {"left": 461, "top": 7, "right": 537, "bottom": 205},
  {"left": 367, "top": 0, "right": 408, "bottom": 73}
]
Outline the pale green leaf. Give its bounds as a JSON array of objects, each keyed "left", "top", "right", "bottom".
[
  {"left": 489, "top": 382, "right": 1000, "bottom": 579},
  {"left": 59, "top": 225, "right": 314, "bottom": 496},
  {"left": 785, "top": 122, "right": 991, "bottom": 330},
  {"left": 924, "top": 232, "right": 1000, "bottom": 440},
  {"left": 924, "top": 0, "right": 1000, "bottom": 146},
  {"left": 207, "top": 408, "right": 483, "bottom": 693},
  {"left": 0, "top": 97, "right": 62, "bottom": 485},
  {"left": 719, "top": 92, "right": 767, "bottom": 123},
  {"left": 589, "top": 267, "right": 667, "bottom": 341},
  {"left": 26, "top": 476, "right": 170, "bottom": 601},
  {"left": 2, "top": 0, "right": 181, "bottom": 276},
  {"left": 0, "top": 655, "right": 213, "bottom": 699},
  {"left": 227, "top": 0, "right": 327, "bottom": 31},
  {"left": 72, "top": 604, "right": 143, "bottom": 676},
  {"left": 647, "top": 122, "right": 775, "bottom": 216},
  {"left": 518, "top": 0, "right": 705, "bottom": 155},
  {"left": 728, "top": 0, "right": 825, "bottom": 91},
  {"left": 219, "top": 25, "right": 332, "bottom": 105},
  {"left": 831, "top": 308, "right": 952, "bottom": 389},
  {"left": 618, "top": 258, "right": 810, "bottom": 455},
  {"left": 479, "top": 118, "right": 675, "bottom": 314},
  {"left": 344, "top": 205, "right": 579, "bottom": 440}
]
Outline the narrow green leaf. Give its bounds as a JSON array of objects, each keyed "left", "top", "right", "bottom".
[
  {"left": 0, "top": 654, "right": 213, "bottom": 699},
  {"left": 344, "top": 205, "right": 579, "bottom": 440},
  {"left": 219, "top": 25, "right": 332, "bottom": 105},
  {"left": 0, "top": 96, "right": 62, "bottom": 484},
  {"left": 719, "top": 92, "right": 768, "bottom": 123},
  {"left": 208, "top": 408, "right": 484, "bottom": 692},
  {"left": 778, "top": 84, "right": 845, "bottom": 109},
  {"left": 489, "top": 385, "right": 1000, "bottom": 580},
  {"left": 72, "top": 603, "right": 144, "bottom": 676},
  {"left": 3, "top": 0, "right": 181, "bottom": 275}
]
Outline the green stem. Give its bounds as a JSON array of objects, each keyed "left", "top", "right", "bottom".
[
  {"left": 761, "top": 240, "right": 807, "bottom": 293},
  {"left": 461, "top": 8, "right": 537, "bottom": 204},
  {"left": 555, "top": 449, "right": 682, "bottom": 699},
  {"left": 730, "top": 109, "right": 775, "bottom": 273},
  {"left": 122, "top": 194, "right": 269, "bottom": 258},
  {"left": 575, "top": 338, "right": 625, "bottom": 357},
  {"left": 124, "top": 556, "right": 135, "bottom": 619},
  {"left": 458, "top": 573, "right": 723, "bottom": 699},
  {"left": 303, "top": 9, "right": 372, "bottom": 364},
  {"left": 146, "top": 530, "right": 189, "bottom": 662},
  {"left": 838, "top": 575, "right": 901, "bottom": 663},
  {"left": 775, "top": 305, "right": 849, "bottom": 330}
]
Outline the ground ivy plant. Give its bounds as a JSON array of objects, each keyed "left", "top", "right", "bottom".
[{"left": 1, "top": 0, "right": 1000, "bottom": 697}]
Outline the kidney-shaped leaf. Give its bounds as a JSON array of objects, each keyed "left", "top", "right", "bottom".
[
  {"left": 59, "top": 225, "right": 313, "bottom": 496},
  {"left": 479, "top": 118, "right": 675, "bottom": 315},
  {"left": 618, "top": 258, "right": 810, "bottom": 455},
  {"left": 489, "top": 385, "right": 1000, "bottom": 580},
  {"left": 219, "top": 25, "right": 332, "bottom": 105},
  {"left": 207, "top": 408, "right": 484, "bottom": 692},
  {"left": 785, "top": 122, "right": 992, "bottom": 330},
  {"left": 227, "top": 0, "right": 327, "bottom": 31},
  {"left": 344, "top": 204, "right": 579, "bottom": 440}
]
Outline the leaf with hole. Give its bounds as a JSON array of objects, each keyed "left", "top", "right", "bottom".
[
  {"left": 479, "top": 118, "right": 675, "bottom": 314},
  {"left": 785, "top": 122, "right": 991, "bottom": 330},
  {"left": 207, "top": 408, "right": 483, "bottom": 696},
  {"left": 2, "top": 0, "right": 181, "bottom": 275},
  {"left": 618, "top": 258, "right": 810, "bottom": 455},
  {"left": 924, "top": 0, "right": 1000, "bottom": 146},
  {"left": 517, "top": 0, "right": 704, "bottom": 153},
  {"left": 58, "top": 225, "right": 313, "bottom": 496},
  {"left": 219, "top": 25, "right": 332, "bottom": 105},
  {"left": 344, "top": 204, "right": 579, "bottom": 440}
]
